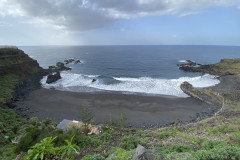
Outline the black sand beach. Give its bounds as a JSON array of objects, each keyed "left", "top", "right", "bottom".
[{"left": 14, "top": 88, "right": 213, "bottom": 127}]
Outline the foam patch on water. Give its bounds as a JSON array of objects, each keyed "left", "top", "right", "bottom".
[{"left": 41, "top": 72, "right": 220, "bottom": 97}]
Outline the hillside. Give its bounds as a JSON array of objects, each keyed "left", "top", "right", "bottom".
[{"left": 0, "top": 47, "right": 42, "bottom": 159}]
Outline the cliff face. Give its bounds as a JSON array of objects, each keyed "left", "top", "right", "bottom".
[
  {"left": 0, "top": 48, "right": 41, "bottom": 77},
  {"left": 0, "top": 48, "right": 42, "bottom": 105}
]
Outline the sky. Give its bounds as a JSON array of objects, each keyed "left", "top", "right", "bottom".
[{"left": 0, "top": 0, "right": 240, "bottom": 46}]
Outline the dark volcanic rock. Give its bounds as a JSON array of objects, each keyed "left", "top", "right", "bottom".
[
  {"left": 48, "top": 62, "right": 71, "bottom": 72},
  {"left": 56, "top": 62, "right": 64, "bottom": 68},
  {"left": 56, "top": 62, "right": 71, "bottom": 71},
  {"left": 180, "top": 81, "right": 222, "bottom": 107},
  {"left": 177, "top": 60, "right": 215, "bottom": 74},
  {"left": 64, "top": 58, "right": 75, "bottom": 64},
  {"left": 46, "top": 72, "right": 61, "bottom": 84},
  {"left": 74, "top": 59, "right": 81, "bottom": 64}
]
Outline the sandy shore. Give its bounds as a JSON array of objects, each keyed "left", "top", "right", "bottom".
[{"left": 13, "top": 87, "right": 214, "bottom": 128}]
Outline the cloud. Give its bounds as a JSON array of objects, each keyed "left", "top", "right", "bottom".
[{"left": 0, "top": 0, "right": 240, "bottom": 32}]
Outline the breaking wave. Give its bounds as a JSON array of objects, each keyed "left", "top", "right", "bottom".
[{"left": 41, "top": 71, "right": 220, "bottom": 97}]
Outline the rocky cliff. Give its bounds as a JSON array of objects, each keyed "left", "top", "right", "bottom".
[
  {"left": 0, "top": 48, "right": 42, "bottom": 105},
  {"left": 0, "top": 48, "right": 41, "bottom": 77}
]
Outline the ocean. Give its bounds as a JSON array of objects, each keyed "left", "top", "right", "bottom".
[{"left": 19, "top": 45, "right": 240, "bottom": 97}]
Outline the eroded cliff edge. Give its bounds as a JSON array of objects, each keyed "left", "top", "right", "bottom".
[
  {"left": 179, "top": 59, "right": 240, "bottom": 116},
  {"left": 0, "top": 47, "right": 43, "bottom": 106}
]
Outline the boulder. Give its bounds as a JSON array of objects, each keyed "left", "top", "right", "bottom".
[
  {"left": 46, "top": 72, "right": 61, "bottom": 84},
  {"left": 74, "top": 59, "right": 81, "bottom": 64},
  {"left": 133, "top": 145, "right": 148, "bottom": 160}
]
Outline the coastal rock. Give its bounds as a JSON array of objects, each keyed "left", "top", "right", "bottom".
[
  {"left": 46, "top": 72, "right": 61, "bottom": 84},
  {"left": 177, "top": 60, "right": 204, "bottom": 72},
  {"left": 64, "top": 58, "right": 75, "bottom": 64},
  {"left": 56, "top": 62, "right": 71, "bottom": 70},
  {"left": 56, "top": 62, "right": 64, "bottom": 68},
  {"left": 180, "top": 81, "right": 222, "bottom": 107},
  {"left": 48, "top": 62, "right": 71, "bottom": 72},
  {"left": 74, "top": 59, "right": 81, "bottom": 64}
]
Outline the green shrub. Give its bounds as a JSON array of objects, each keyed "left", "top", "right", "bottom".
[
  {"left": 89, "top": 136, "right": 101, "bottom": 147},
  {"left": 74, "top": 134, "right": 101, "bottom": 148},
  {"left": 82, "top": 155, "right": 92, "bottom": 160},
  {"left": 121, "top": 136, "right": 146, "bottom": 150},
  {"left": 190, "top": 145, "right": 240, "bottom": 160},
  {"left": 230, "top": 132, "right": 240, "bottom": 145},
  {"left": 208, "top": 125, "right": 239, "bottom": 135},
  {"left": 157, "top": 129, "right": 179, "bottom": 140},
  {"left": 90, "top": 154, "right": 105, "bottom": 160},
  {"left": 100, "top": 132, "right": 112, "bottom": 142},
  {"left": 11, "top": 125, "right": 19, "bottom": 134},
  {"left": 74, "top": 135, "right": 91, "bottom": 148},
  {"left": 29, "top": 117, "right": 38, "bottom": 126},
  {"left": 107, "top": 147, "right": 133, "bottom": 160},
  {"left": 201, "top": 140, "right": 226, "bottom": 150},
  {"left": 16, "top": 127, "right": 41, "bottom": 152},
  {"left": 158, "top": 144, "right": 193, "bottom": 155},
  {"left": 82, "top": 154, "right": 105, "bottom": 160}
]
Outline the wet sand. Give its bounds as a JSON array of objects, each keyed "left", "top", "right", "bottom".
[{"left": 14, "top": 88, "right": 212, "bottom": 127}]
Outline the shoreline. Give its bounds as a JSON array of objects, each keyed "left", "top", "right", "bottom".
[
  {"left": 10, "top": 58, "right": 238, "bottom": 129},
  {"left": 13, "top": 87, "right": 218, "bottom": 128}
]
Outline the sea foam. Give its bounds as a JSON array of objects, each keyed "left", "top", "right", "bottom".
[{"left": 41, "top": 71, "right": 220, "bottom": 97}]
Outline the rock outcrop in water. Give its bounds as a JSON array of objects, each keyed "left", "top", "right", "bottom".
[
  {"left": 180, "top": 81, "right": 222, "bottom": 107},
  {"left": 64, "top": 58, "right": 81, "bottom": 64},
  {"left": 177, "top": 60, "right": 213, "bottom": 74},
  {"left": 177, "top": 59, "right": 240, "bottom": 76},
  {"left": 46, "top": 72, "right": 61, "bottom": 84},
  {"left": 48, "top": 62, "right": 71, "bottom": 72}
]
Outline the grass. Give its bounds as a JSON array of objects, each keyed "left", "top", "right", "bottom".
[
  {"left": 208, "top": 125, "right": 239, "bottom": 135},
  {"left": 212, "top": 58, "right": 240, "bottom": 75},
  {"left": 156, "top": 128, "right": 179, "bottom": 140},
  {"left": 0, "top": 74, "right": 20, "bottom": 105},
  {"left": 0, "top": 107, "right": 28, "bottom": 160}
]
